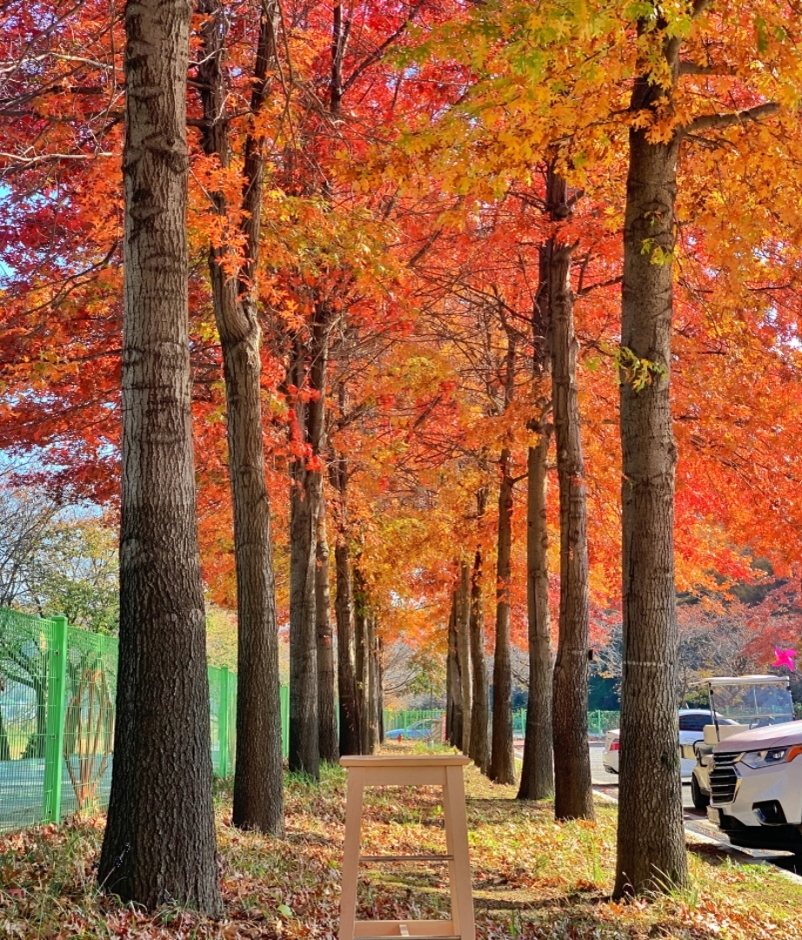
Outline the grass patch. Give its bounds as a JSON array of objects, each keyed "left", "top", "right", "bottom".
[{"left": 1, "top": 746, "right": 802, "bottom": 937}]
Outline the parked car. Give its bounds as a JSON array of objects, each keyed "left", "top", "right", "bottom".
[
  {"left": 385, "top": 719, "right": 441, "bottom": 742},
  {"left": 683, "top": 675, "right": 802, "bottom": 842},
  {"left": 602, "top": 709, "right": 724, "bottom": 777},
  {"left": 707, "top": 717, "right": 802, "bottom": 853}
]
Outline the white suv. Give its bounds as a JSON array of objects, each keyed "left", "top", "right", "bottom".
[{"left": 708, "top": 720, "right": 802, "bottom": 853}]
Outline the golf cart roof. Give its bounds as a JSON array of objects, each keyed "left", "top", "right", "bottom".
[{"left": 688, "top": 675, "right": 789, "bottom": 688}]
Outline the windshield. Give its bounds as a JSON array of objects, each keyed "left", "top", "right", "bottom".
[{"left": 709, "top": 682, "right": 794, "bottom": 727}]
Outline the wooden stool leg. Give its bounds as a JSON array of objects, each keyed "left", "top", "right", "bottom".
[
  {"left": 443, "top": 766, "right": 475, "bottom": 940},
  {"left": 340, "top": 768, "right": 365, "bottom": 940}
]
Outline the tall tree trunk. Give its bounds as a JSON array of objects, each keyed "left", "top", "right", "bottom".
[
  {"left": 316, "top": 492, "right": 338, "bottom": 762},
  {"left": 518, "top": 214, "right": 554, "bottom": 802},
  {"left": 330, "top": 438, "right": 361, "bottom": 755},
  {"left": 288, "top": 337, "right": 319, "bottom": 778},
  {"left": 446, "top": 588, "right": 463, "bottom": 748},
  {"left": 367, "top": 613, "right": 379, "bottom": 752},
  {"left": 549, "top": 171, "right": 594, "bottom": 821},
  {"left": 307, "top": 306, "right": 337, "bottom": 764},
  {"left": 468, "top": 494, "right": 490, "bottom": 773},
  {"left": 376, "top": 636, "right": 385, "bottom": 743},
  {"left": 457, "top": 561, "right": 472, "bottom": 753},
  {"left": 354, "top": 564, "right": 370, "bottom": 754},
  {"left": 614, "top": 107, "right": 686, "bottom": 894},
  {"left": 517, "top": 436, "right": 554, "bottom": 800},
  {"left": 98, "top": 0, "right": 221, "bottom": 911},
  {"left": 196, "top": 0, "right": 283, "bottom": 834},
  {"left": 489, "top": 447, "right": 515, "bottom": 785},
  {"left": 446, "top": 597, "right": 453, "bottom": 743}
]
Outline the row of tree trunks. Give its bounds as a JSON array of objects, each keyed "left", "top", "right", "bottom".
[
  {"left": 287, "top": 296, "right": 340, "bottom": 778},
  {"left": 195, "top": 0, "right": 284, "bottom": 834},
  {"left": 347, "top": 562, "right": 383, "bottom": 754},
  {"left": 330, "top": 434, "right": 361, "bottom": 756},
  {"left": 288, "top": 335, "right": 320, "bottom": 779},
  {"left": 457, "top": 176, "right": 592, "bottom": 810},
  {"left": 293, "top": 401, "right": 377, "bottom": 771}
]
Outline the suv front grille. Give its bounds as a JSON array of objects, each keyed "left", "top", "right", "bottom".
[{"left": 710, "top": 752, "right": 741, "bottom": 805}]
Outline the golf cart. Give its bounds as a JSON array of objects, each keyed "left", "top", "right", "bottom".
[
  {"left": 688, "top": 676, "right": 802, "bottom": 855},
  {"left": 688, "top": 675, "right": 794, "bottom": 811},
  {"left": 684, "top": 676, "right": 794, "bottom": 810}
]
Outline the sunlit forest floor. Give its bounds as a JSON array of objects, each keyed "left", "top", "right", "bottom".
[{"left": 1, "top": 743, "right": 801, "bottom": 938}]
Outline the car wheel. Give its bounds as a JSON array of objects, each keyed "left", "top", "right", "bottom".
[{"left": 691, "top": 773, "right": 709, "bottom": 811}]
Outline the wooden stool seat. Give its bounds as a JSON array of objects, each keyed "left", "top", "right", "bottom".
[{"left": 339, "top": 755, "right": 475, "bottom": 940}]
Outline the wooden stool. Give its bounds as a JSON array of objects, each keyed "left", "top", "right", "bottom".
[{"left": 339, "top": 754, "right": 475, "bottom": 940}]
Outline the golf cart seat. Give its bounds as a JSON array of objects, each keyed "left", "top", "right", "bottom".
[{"left": 703, "top": 723, "right": 746, "bottom": 745}]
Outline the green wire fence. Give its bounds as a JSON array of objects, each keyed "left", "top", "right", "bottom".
[
  {"left": 382, "top": 708, "right": 620, "bottom": 740},
  {"left": 1, "top": 606, "right": 620, "bottom": 835},
  {"left": 0, "top": 606, "right": 291, "bottom": 834}
]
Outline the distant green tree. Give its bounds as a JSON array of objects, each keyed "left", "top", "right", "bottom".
[
  {"left": 0, "top": 486, "right": 118, "bottom": 633},
  {"left": 25, "top": 516, "right": 118, "bottom": 634}
]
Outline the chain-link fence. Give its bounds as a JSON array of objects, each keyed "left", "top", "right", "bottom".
[
  {"left": 0, "top": 606, "right": 290, "bottom": 834},
  {"left": 0, "top": 608, "right": 63, "bottom": 831},
  {"left": 2, "top": 605, "right": 621, "bottom": 834},
  {"left": 383, "top": 707, "right": 621, "bottom": 742}
]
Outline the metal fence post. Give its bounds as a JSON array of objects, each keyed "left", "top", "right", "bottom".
[
  {"left": 42, "top": 615, "right": 68, "bottom": 824},
  {"left": 218, "top": 667, "right": 229, "bottom": 779}
]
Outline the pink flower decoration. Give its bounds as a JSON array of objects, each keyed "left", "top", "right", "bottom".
[{"left": 772, "top": 647, "right": 797, "bottom": 670}]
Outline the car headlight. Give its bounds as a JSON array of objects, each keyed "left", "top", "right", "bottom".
[{"left": 741, "top": 745, "right": 802, "bottom": 769}]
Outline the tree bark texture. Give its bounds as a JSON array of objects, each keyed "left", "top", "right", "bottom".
[
  {"left": 549, "top": 178, "right": 594, "bottom": 821},
  {"left": 307, "top": 307, "right": 337, "bottom": 764},
  {"left": 288, "top": 337, "right": 319, "bottom": 778},
  {"left": 446, "top": 590, "right": 462, "bottom": 748},
  {"left": 196, "top": 0, "right": 283, "bottom": 834},
  {"left": 376, "top": 636, "right": 385, "bottom": 742},
  {"left": 98, "top": 0, "right": 221, "bottom": 912},
  {"left": 517, "top": 438, "right": 554, "bottom": 800},
  {"left": 468, "top": 495, "right": 490, "bottom": 773},
  {"left": 457, "top": 561, "right": 472, "bottom": 753},
  {"left": 489, "top": 448, "right": 515, "bottom": 785},
  {"left": 367, "top": 612, "right": 379, "bottom": 752},
  {"left": 614, "top": 84, "right": 686, "bottom": 892},
  {"left": 316, "top": 492, "right": 338, "bottom": 762},
  {"left": 330, "top": 442, "right": 361, "bottom": 755},
  {"left": 518, "top": 218, "right": 554, "bottom": 802},
  {"left": 354, "top": 564, "right": 370, "bottom": 754}
]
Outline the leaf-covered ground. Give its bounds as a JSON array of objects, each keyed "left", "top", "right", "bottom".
[{"left": 2, "top": 746, "right": 802, "bottom": 939}]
